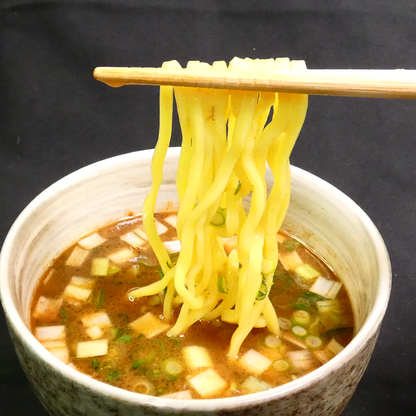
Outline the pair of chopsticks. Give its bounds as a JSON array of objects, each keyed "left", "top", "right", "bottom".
[{"left": 93, "top": 66, "right": 416, "bottom": 99}]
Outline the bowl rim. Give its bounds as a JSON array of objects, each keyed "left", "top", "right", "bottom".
[{"left": 0, "top": 148, "right": 391, "bottom": 411}]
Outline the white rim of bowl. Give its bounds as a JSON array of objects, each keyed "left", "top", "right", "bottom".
[{"left": 0, "top": 149, "right": 391, "bottom": 412}]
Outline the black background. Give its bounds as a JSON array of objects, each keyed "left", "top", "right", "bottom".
[{"left": 1, "top": 1, "right": 416, "bottom": 414}]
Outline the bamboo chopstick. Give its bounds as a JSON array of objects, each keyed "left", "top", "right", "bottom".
[{"left": 93, "top": 67, "right": 416, "bottom": 99}]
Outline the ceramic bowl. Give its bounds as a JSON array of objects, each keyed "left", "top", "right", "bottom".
[{"left": 0, "top": 148, "right": 391, "bottom": 416}]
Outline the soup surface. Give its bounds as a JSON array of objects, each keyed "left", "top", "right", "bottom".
[{"left": 31, "top": 212, "right": 354, "bottom": 399}]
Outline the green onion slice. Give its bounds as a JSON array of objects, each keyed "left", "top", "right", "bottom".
[
  {"left": 164, "top": 359, "right": 183, "bottom": 375},
  {"left": 210, "top": 207, "right": 226, "bottom": 227},
  {"left": 305, "top": 335, "right": 323, "bottom": 349},
  {"left": 256, "top": 279, "right": 268, "bottom": 300},
  {"left": 91, "top": 358, "right": 100, "bottom": 371},
  {"left": 106, "top": 370, "right": 120, "bottom": 382},
  {"left": 273, "top": 359, "right": 290, "bottom": 372},
  {"left": 118, "top": 334, "right": 133, "bottom": 343},
  {"left": 292, "top": 325, "right": 308, "bottom": 338},
  {"left": 218, "top": 275, "right": 229, "bottom": 294},
  {"left": 234, "top": 181, "right": 242, "bottom": 195},
  {"left": 96, "top": 287, "right": 105, "bottom": 309},
  {"left": 264, "top": 335, "right": 282, "bottom": 349},
  {"left": 132, "top": 352, "right": 156, "bottom": 369}
]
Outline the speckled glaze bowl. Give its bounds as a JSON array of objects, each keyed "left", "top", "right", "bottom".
[{"left": 0, "top": 148, "right": 391, "bottom": 416}]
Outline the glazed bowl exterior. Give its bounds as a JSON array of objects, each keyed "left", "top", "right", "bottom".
[{"left": 0, "top": 148, "right": 391, "bottom": 416}]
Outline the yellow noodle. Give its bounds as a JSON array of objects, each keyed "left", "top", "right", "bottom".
[{"left": 130, "top": 57, "right": 308, "bottom": 358}]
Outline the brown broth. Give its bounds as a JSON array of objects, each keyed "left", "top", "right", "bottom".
[{"left": 30, "top": 213, "right": 354, "bottom": 399}]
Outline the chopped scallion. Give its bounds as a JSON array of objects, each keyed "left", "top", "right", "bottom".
[
  {"left": 210, "top": 208, "right": 226, "bottom": 227},
  {"left": 272, "top": 359, "right": 290, "bottom": 372},
  {"left": 256, "top": 279, "right": 268, "bottom": 301},
  {"left": 91, "top": 358, "right": 100, "bottom": 371},
  {"left": 96, "top": 287, "right": 105, "bottom": 309},
  {"left": 156, "top": 339, "right": 165, "bottom": 351},
  {"left": 292, "top": 325, "right": 308, "bottom": 338},
  {"left": 218, "top": 276, "right": 229, "bottom": 294},
  {"left": 264, "top": 335, "right": 282, "bottom": 349},
  {"left": 305, "top": 335, "right": 323, "bottom": 349},
  {"left": 132, "top": 352, "right": 155, "bottom": 369},
  {"left": 106, "top": 369, "right": 120, "bottom": 382},
  {"left": 292, "top": 310, "right": 311, "bottom": 326},
  {"left": 164, "top": 359, "right": 183, "bottom": 375},
  {"left": 118, "top": 334, "right": 133, "bottom": 343}
]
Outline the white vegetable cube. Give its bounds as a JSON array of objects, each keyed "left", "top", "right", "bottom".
[
  {"left": 281, "top": 332, "right": 307, "bottom": 349},
  {"left": 35, "top": 325, "right": 66, "bottom": 342},
  {"left": 326, "top": 281, "right": 342, "bottom": 299},
  {"left": 164, "top": 215, "right": 177, "bottom": 228},
  {"left": 70, "top": 276, "right": 95, "bottom": 289},
  {"left": 276, "top": 233, "right": 286, "bottom": 244},
  {"left": 43, "top": 269, "right": 55, "bottom": 285},
  {"left": 107, "top": 248, "right": 136, "bottom": 264},
  {"left": 81, "top": 311, "right": 112, "bottom": 329},
  {"left": 78, "top": 233, "right": 107, "bottom": 249},
  {"left": 239, "top": 349, "right": 272, "bottom": 375},
  {"left": 133, "top": 227, "right": 148, "bottom": 241},
  {"left": 129, "top": 312, "right": 169, "bottom": 338},
  {"left": 91, "top": 257, "right": 110, "bottom": 276},
  {"left": 294, "top": 264, "right": 320, "bottom": 281},
  {"left": 63, "top": 285, "right": 92, "bottom": 303},
  {"left": 76, "top": 339, "right": 108, "bottom": 358},
  {"left": 279, "top": 250, "right": 303, "bottom": 271},
  {"left": 183, "top": 346, "right": 213, "bottom": 370},
  {"left": 134, "top": 221, "right": 167, "bottom": 238},
  {"left": 33, "top": 296, "right": 63, "bottom": 321},
  {"left": 188, "top": 368, "right": 227, "bottom": 398},
  {"left": 309, "top": 276, "right": 333, "bottom": 298},
  {"left": 316, "top": 299, "right": 340, "bottom": 315},
  {"left": 287, "top": 350, "right": 315, "bottom": 370},
  {"left": 326, "top": 338, "right": 344, "bottom": 356},
  {"left": 314, "top": 349, "right": 334, "bottom": 364},
  {"left": 65, "top": 246, "right": 90, "bottom": 267},
  {"left": 253, "top": 316, "right": 267, "bottom": 328},
  {"left": 155, "top": 220, "right": 168, "bottom": 235},
  {"left": 86, "top": 325, "right": 103, "bottom": 340},
  {"left": 120, "top": 232, "right": 146, "bottom": 248},
  {"left": 310, "top": 276, "right": 342, "bottom": 299},
  {"left": 240, "top": 376, "right": 271, "bottom": 394},
  {"left": 161, "top": 390, "right": 192, "bottom": 400},
  {"left": 49, "top": 347, "right": 70, "bottom": 364},
  {"left": 41, "top": 340, "right": 67, "bottom": 349},
  {"left": 162, "top": 240, "right": 181, "bottom": 254}
]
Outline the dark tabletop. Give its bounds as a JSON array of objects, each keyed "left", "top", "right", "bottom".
[{"left": 1, "top": 1, "right": 416, "bottom": 414}]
